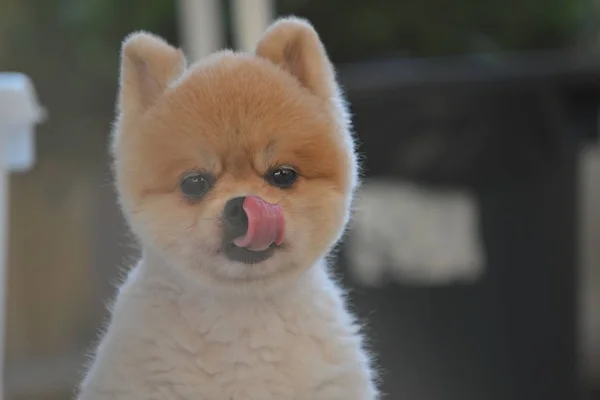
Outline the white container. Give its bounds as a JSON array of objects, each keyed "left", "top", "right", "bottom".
[
  {"left": 0, "top": 73, "right": 46, "bottom": 172},
  {"left": 0, "top": 72, "right": 45, "bottom": 399}
]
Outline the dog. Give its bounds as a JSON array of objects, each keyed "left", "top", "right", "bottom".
[{"left": 77, "top": 17, "right": 379, "bottom": 400}]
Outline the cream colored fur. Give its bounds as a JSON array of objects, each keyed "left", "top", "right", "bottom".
[{"left": 79, "top": 253, "right": 377, "bottom": 399}]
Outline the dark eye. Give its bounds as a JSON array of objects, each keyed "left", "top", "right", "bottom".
[
  {"left": 267, "top": 166, "right": 298, "bottom": 188},
  {"left": 180, "top": 173, "right": 213, "bottom": 198}
]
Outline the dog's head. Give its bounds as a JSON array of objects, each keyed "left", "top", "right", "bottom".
[{"left": 112, "top": 18, "right": 359, "bottom": 294}]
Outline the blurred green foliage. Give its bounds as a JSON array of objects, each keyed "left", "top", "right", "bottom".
[
  {"left": 2, "top": 0, "right": 597, "bottom": 90},
  {"left": 277, "top": 0, "right": 599, "bottom": 62},
  {"left": 0, "top": 0, "right": 597, "bottom": 116},
  {"left": 0, "top": 0, "right": 177, "bottom": 109}
]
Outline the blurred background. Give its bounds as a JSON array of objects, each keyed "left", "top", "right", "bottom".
[{"left": 1, "top": 0, "right": 600, "bottom": 399}]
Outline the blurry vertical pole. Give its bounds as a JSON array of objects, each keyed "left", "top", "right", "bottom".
[
  {"left": 231, "top": 0, "right": 274, "bottom": 52},
  {"left": 0, "top": 93, "right": 6, "bottom": 400},
  {"left": 0, "top": 73, "right": 44, "bottom": 400},
  {"left": 177, "top": 0, "right": 224, "bottom": 62}
]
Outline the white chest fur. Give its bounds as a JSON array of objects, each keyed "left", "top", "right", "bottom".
[{"left": 79, "top": 261, "right": 377, "bottom": 400}]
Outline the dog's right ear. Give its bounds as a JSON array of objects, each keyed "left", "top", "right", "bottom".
[
  {"left": 255, "top": 17, "right": 336, "bottom": 101},
  {"left": 118, "top": 32, "right": 187, "bottom": 117}
]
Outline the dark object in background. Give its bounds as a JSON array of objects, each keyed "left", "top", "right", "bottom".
[
  {"left": 341, "top": 51, "right": 598, "bottom": 187},
  {"left": 333, "top": 51, "right": 600, "bottom": 400}
]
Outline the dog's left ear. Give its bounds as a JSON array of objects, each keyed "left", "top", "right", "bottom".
[
  {"left": 119, "top": 32, "right": 187, "bottom": 117},
  {"left": 255, "top": 17, "right": 336, "bottom": 100}
]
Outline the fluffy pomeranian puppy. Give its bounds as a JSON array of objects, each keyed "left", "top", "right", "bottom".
[{"left": 77, "top": 17, "right": 378, "bottom": 400}]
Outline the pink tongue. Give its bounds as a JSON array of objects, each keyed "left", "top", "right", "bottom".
[{"left": 233, "top": 196, "right": 285, "bottom": 252}]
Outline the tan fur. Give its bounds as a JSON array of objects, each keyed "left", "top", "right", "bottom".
[
  {"left": 112, "top": 18, "right": 353, "bottom": 294},
  {"left": 118, "top": 32, "right": 187, "bottom": 116},
  {"left": 255, "top": 18, "right": 337, "bottom": 99}
]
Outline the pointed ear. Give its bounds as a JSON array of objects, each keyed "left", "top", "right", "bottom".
[
  {"left": 255, "top": 17, "right": 336, "bottom": 100},
  {"left": 119, "top": 32, "right": 187, "bottom": 116}
]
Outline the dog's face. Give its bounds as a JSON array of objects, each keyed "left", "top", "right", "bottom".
[{"left": 113, "top": 18, "right": 358, "bottom": 294}]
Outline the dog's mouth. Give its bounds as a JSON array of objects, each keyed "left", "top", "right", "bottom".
[
  {"left": 221, "top": 196, "right": 285, "bottom": 264},
  {"left": 223, "top": 241, "right": 278, "bottom": 264}
]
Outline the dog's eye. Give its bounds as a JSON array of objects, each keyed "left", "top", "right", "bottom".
[
  {"left": 267, "top": 166, "right": 298, "bottom": 188},
  {"left": 180, "top": 173, "right": 213, "bottom": 198}
]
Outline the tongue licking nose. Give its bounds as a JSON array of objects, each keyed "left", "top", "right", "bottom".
[{"left": 232, "top": 196, "right": 285, "bottom": 252}]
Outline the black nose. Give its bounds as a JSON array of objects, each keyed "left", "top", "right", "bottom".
[{"left": 223, "top": 196, "right": 248, "bottom": 239}]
